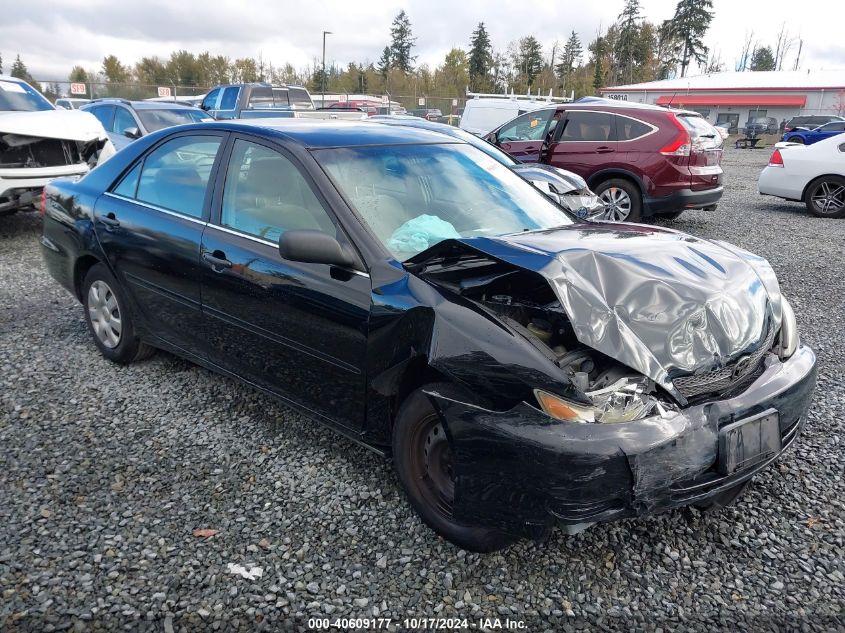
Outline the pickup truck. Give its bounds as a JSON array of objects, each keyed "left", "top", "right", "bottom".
[{"left": 199, "top": 83, "right": 366, "bottom": 121}]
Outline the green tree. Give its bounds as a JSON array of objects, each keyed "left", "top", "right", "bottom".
[
  {"left": 468, "top": 22, "right": 493, "bottom": 91},
  {"left": 614, "top": 0, "right": 643, "bottom": 84},
  {"left": 750, "top": 46, "right": 776, "bottom": 71},
  {"left": 134, "top": 57, "right": 168, "bottom": 85},
  {"left": 517, "top": 36, "right": 544, "bottom": 87},
  {"left": 556, "top": 31, "right": 583, "bottom": 90},
  {"left": 102, "top": 55, "right": 130, "bottom": 84},
  {"left": 377, "top": 46, "right": 391, "bottom": 80},
  {"left": 166, "top": 50, "right": 202, "bottom": 86},
  {"left": 69, "top": 65, "right": 89, "bottom": 83},
  {"left": 437, "top": 48, "right": 469, "bottom": 95},
  {"left": 0, "top": 53, "right": 4, "bottom": 75},
  {"left": 11, "top": 55, "right": 36, "bottom": 85},
  {"left": 654, "top": 20, "right": 681, "bottom": 79},
  {"left": 389, "top": 10, "right": 416, "bottom": 73},
  {"left": 232, "top": 58, "right": 258, "bottom": 83},
  {"left": 591, "top": 36, "right": 606, "bottom": 92},
  {"left": 668, "top": 0, "right": 714, "bottom": 77}
]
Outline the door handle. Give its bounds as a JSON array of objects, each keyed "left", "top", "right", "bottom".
[
  {"left": 100, "top": 212, "right": 120, "bottom": 228},
  {"left": 202, "top": 250, "right": 232, "bottom": 271},
  {"left": 596, "top": 146, "right": 614, "bottom": 154}
]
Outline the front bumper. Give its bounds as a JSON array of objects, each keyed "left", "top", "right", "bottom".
[
  {"left": 427, "top": 345, "right": 817, "bottom": 537},
  {"left": 644, "top": 186, "right": 724, "bottom": 214},
  {"left": 0, "top": 164, "right": 90, "bottom": 212}
]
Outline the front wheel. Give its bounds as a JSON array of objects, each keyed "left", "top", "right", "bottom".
[
  {"left": 805, "top": 175, "right": 845, "bottom": 218},
  {"left": 392, "top": 385, "right": 517, "bottom": 552},
  {"left": 594, "top": 179, "right": 643, "bottom": 222},
  {"left": 82, "top": 263, "right": 155, "bottom": 363}
]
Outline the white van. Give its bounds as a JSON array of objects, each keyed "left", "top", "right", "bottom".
[{"left": 459, "top": 91, "right": 572, "bottom": 136}]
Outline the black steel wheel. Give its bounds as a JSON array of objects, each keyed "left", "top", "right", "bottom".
[{"left": 392, "top": 384, "right": 517, "bottom": 552}]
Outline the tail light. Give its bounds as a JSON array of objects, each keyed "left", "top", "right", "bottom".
[
  {"left": 769, "top": 149, "right": 784, "bottom": 167},
  {"left": 660, "top": 114, "right": 691, "bottom": 156},
  {"left": 39, "top": 188, "right": 47, "bottom": 215}
]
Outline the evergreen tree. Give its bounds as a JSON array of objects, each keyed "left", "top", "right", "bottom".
[
  {"left": 591, "top": 36, "right": 606, "bottom": 93},
  {"left": 669, "top": 0, "right": 714, "bottom": 77},
  {"left": 377, "top": 46, "right": 391, "bottom": 79},
  {"left": 69, "top": 66, "right": 89, "bottom": 83},
  {"left": 468, "top": 22, "right": 493, "bottom": 90},
  {"left": 517, "top": 36, "right": 544, "bottom": 87},
  {"left": 615, "top": 0, "right": 643, "bottom": 84},
  {"left": 389, "top": 10, "right": 416, "bottom": 73},
  {"left": 750, "top": 46, "right": 776, "bottom": 71},
  {"left": 11, "top": 55, "right": 36, "bottom": 85},
  {"left": 654, "top": 19, "right": 680, "bottom": 79},
  {"left": 556, "top": 30, "right": 583, "bottom": 89},
  {"left": 102, "top": 55, "right": 130, "bottom": 84}
]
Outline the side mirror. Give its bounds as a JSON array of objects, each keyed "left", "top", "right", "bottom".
[
  {"left": 124, "top": 127, "right": 141, "bottom": 139},
  {"left": 278, "top": 230, "right": 356, "bottom": 268}
]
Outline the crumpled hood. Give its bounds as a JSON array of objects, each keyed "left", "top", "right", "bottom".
[
  {"left": 0, "top": 109, "right": 108, "bottom": 142},
  {"left": 417, "top": 222, "right": 783, "bottom": 394}
]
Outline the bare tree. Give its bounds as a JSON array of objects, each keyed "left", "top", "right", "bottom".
[
  {"left": 773, "top": 24, "right": 796, "bottom": 71},
  {"left": 736, "top": 31, "right": 756, "bottom": 71},
  {"left": 792, "top": 38, "right": 803, "bottom": 70}
]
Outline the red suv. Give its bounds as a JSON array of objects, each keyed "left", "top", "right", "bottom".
[{"left": 485, "top": 101, "right": 724, "bottom": 221}]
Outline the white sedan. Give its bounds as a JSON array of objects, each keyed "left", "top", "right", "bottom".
[{"left": 758, "top": 134, "right": 845, "bottom": 218}]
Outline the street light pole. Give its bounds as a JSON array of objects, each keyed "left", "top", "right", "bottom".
[{"left": 321, "top": 30, "right": 332, "bottom": 109}]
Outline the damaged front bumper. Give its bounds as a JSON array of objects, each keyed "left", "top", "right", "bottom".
[{"left": 426, "top": 345, "right": 817, "bottom": 538}]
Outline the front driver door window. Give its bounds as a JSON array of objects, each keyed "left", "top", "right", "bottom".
[
  {"left": 495, "top": 109, "right": 556, "bottom": 163},
  {"left": 200, "top": 137, "right": 370, "bottom": 428}
]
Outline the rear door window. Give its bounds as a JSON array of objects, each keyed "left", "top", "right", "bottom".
[
  {"left": 134, "top": 135, "right": 223, "bottom": 218},
  {"left": 219, "top": 87, "right": 240, "bottom": 111},
  {"left": 560, "top": 111, "right": 615, "bottom": 142}
]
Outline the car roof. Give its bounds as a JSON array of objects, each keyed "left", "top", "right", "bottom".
[{"left": 210, "top": 119, "right": 466, "bottom": 148}]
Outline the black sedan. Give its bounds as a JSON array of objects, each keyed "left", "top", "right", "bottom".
[{"left": 40, "top": 120, "right": 817, "bottom": 551}]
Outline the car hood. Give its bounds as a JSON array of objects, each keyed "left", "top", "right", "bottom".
[
  {"left": 410, "top": 222, "right": 783, "bottom": 395},
  {"left": 0, "top": 109, "right": 108, "bottom": 142}
]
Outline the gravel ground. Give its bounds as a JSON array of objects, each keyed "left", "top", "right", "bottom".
[{"left": 1, "top": 147, "right": 843, "bottom": 632}]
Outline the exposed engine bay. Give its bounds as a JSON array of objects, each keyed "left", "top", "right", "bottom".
[
  {"left": 424, "top": 257, "right": 679, "bottom": 423},
  {"left": 0, "top": 133, "right": 103, "bottom": 169}
]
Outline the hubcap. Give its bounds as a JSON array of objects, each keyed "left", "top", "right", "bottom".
[
  {"left": 811, "top": 181, "right": 845, "bottom": 214},
  {"left": 598, "top": 187, "right": 632, "bottom": 221},
  {"left": 87, "top": 280, "right": 122, "bottom": 348}
]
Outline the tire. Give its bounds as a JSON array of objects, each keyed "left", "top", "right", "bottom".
[
  {"left": 805, "top": 175, "right": 845, "bottom": 219},
  {"left": 694, "top": 479, "right": 752, "bottom": 513},
  {"left": 392, "top": 384, "right": 518, "bottom": 552},
  {"left": 788, "top": 136, "right": 805, "bottom": 144},
  {"left": 82, "top": 263, "right": 155, "bottom": 364},
  {"left": 594, "top": 178, "right": 643, "bottom": 222}
]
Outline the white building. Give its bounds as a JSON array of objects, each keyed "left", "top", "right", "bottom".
[{"left": 600, "top": 70, "right": 845, "bottom": 132}]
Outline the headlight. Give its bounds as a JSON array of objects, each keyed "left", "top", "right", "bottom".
[
  {"left": 778, "top": 297, "right": 799, "bottom": 360},
  {"left": 534, "top": 389, "right": 595, "bottom": 423}
]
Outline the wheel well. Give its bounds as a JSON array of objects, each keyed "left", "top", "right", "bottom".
[
  {"left": 801, "top": 174, "right": 845, "bottom": 202},
  {"left": 390, "top": 357, "right": 449, "bottom": 429},
  {"left": 588, "top": 172, "right": 644, "bottom": 198},
  {"left": 73, "top": 255, "right": 101, "bottom": 301}
]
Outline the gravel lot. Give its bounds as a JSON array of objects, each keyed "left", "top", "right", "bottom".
[{"left": 1, "top": 147, "right": 843, "bottom": 632}]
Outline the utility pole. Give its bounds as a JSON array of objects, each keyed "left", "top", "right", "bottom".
[{"left": 321, "top": 30, "right": 332, "bottom": 108}]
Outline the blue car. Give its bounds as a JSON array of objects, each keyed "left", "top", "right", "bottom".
[{"left": 782, "top": 120, "right": 845, "bottom": 145}]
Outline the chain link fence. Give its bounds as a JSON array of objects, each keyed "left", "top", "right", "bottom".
[{"left": 37, "top": 81, "right": 209, "bottom": 102}]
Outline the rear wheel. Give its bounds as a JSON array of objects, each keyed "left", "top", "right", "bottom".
[
  {"left": 594, "top": 179, "right": 642, "bottom": 222},
  {"left": 788, "top": 136, "right": 805, "bottom": 144},
  {"left": 805, "top": 175, "right": 845, "bottom": 218},
  {"left": 392, "top": 384, "right": 517, "bottom": 552},
  {"left": 82, "top": 263, "right": 155, "bottom": 363}
]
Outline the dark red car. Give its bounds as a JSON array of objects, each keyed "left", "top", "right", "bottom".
[{"left": 485, "top": 101, "right": 724, "bottom": 222}]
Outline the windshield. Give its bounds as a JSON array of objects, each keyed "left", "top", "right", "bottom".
[
  {"left": 0, "top": 79, "right": 54, "bottom": 112},
  {"left": 314, "top": 143, "right": 572, "bottom": 261},
  {"left": 137, "top": 108, "right": 212, "bottom": 132}
]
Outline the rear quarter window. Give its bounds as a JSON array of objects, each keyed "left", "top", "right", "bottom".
[{"left": 615, "top": 115, "right": 653, "bottom": 141}]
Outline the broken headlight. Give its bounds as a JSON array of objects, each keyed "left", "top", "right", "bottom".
[
  {"left": 777, "top": 297, "right": 799, "bottom": 360},
  {"left": 535, "top": 376, "right": 677, "bottom": 424}
]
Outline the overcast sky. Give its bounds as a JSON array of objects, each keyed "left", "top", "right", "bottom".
[{"left": 4, "top": 0, "right": 843, "bottom": 83}]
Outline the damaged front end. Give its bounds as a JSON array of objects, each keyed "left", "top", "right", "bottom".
[
  {"left": 0, "top": 110, "right": 111, "bottom": 214},
  {"left": 406, "top": 225, "right": 816, "bottom": 537},
  {"left": 511, "top": 163, "right": 606, "bottom": 220}
]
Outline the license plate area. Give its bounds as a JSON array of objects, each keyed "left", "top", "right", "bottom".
[{"left": 718, "top": 410, "right": 781, "bottom": 475}]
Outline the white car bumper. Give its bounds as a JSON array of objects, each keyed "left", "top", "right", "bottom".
[
  {"left": 758, "top": 165, "right": 801, "bottom": 200},
  {"left": 0, "top": 163, "right": 90, "bottom": 211}
]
